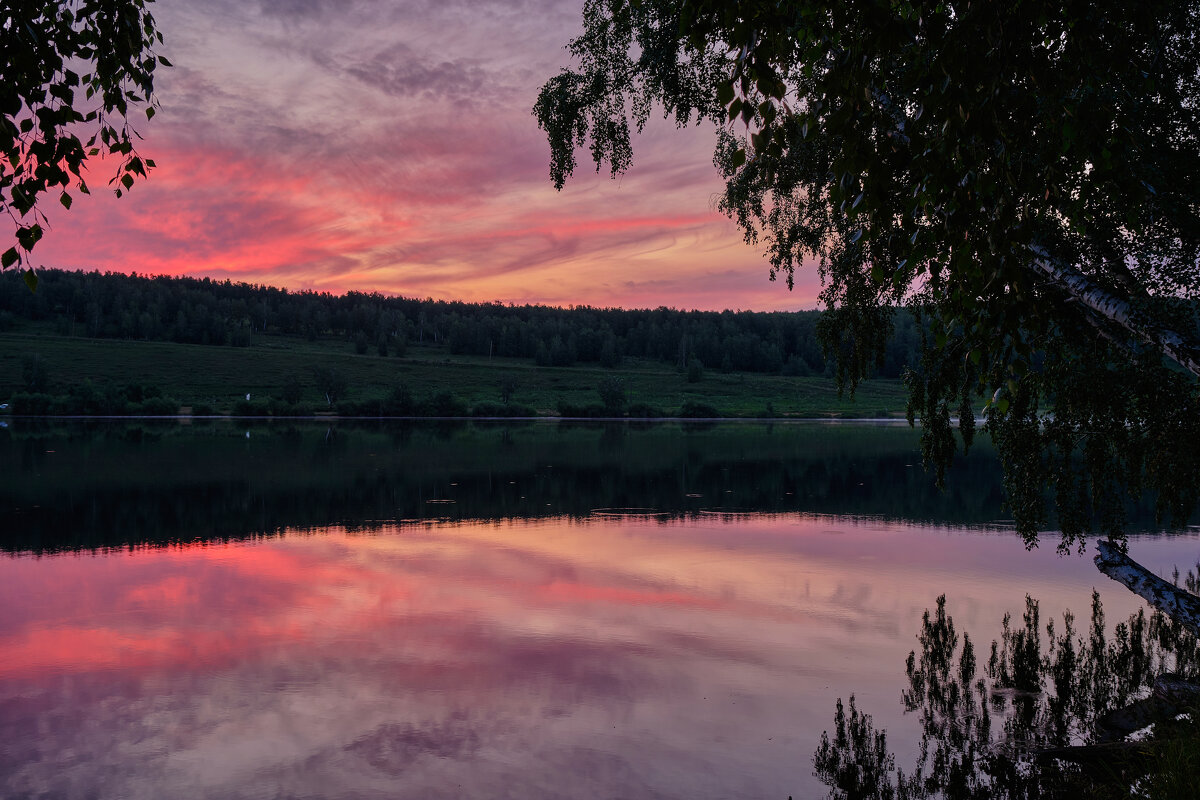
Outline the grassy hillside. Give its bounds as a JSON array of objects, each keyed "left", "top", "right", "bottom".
[{"left": 0, "top": 325, "right": 909, "bottom": 417}]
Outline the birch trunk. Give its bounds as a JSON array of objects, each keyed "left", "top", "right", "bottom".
[
  {"left": 1094, "top": 540, "right": 1200, "bottom": 636},
  {"left": 1027, "top": 246, "right": 1200, "bottom": 378}
]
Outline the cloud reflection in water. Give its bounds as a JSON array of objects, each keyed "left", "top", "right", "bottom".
[{"left": 1, "top": 516, "right": 1196, "bottom": 798}]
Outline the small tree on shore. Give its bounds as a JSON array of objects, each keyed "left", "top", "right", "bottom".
[
  {"left": 597, "top": 376, "right": 627, "bottom": 416},
  {"left": 311, "top": 366, "right": 346, "bottom": 408}
]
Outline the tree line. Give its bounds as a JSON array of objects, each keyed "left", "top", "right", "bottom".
[{"left": 0, "top": 268, "right": 922, "bottom": 378}]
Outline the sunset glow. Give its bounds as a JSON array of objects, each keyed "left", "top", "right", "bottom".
[
  {"left": 3, "top": 518, "right": 1194, "bottom": 797},
  {"left": 30, "top": 0, "right": 824, "bottom": 311}
]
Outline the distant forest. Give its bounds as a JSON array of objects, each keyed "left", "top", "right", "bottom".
[{"left": 0, "top": 269, "right": 922, "bottom": 377}]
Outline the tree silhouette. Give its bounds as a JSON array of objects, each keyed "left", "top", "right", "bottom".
[
  {"left": 1, "top": 1, "right": 168, "bottom": 289},
  {"left": 536, "top": 0, "right": 1200, "bottom": 625}
]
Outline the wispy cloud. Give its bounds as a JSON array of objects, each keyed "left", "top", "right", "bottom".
[{"left": 31, "top": 0, "right": 823, "bottom": 311}]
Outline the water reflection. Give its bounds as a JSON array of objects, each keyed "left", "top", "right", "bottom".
[
  {"left": 2, "top": 422, "right": 1197, "bottom": 798},
  {"left": 815, "top": 583, "right": 1200, "bottom": 798},
  {"left": 2, "top": 420, "right": 1009, "bottom": 553},
  {"left": 3, "top": 514, "right": 1199, "bottom": 799}
]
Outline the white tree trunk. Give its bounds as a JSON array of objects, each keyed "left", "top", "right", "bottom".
[
  {"left": 1094, "top": 540, "right": 1200, "bottom": 636},
  {"left": 1028, "top": 246, "right": 1200, "bottom": 378}
]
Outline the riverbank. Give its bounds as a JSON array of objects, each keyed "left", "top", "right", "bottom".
[{"left": 0, "top": 328, "right": 908, "bottom": 418}]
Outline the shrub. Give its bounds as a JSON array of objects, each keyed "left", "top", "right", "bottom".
[
  {"left": 138, "top": 397, "right": 179, "bottom": 415},
  {"left": 10, "top": 392, "right": 54, "bottom": 415},
  {"left": 596, "top": 376, "right": 627, "bottom": 415},
  {"left": 422, "top": 391, "right": 469, "bottom": 417},
  {"left": 556, "top": 400, "right": 606, "bottom": 418},
  {"left": 380, "top": 384, "right": 415, "bottom": 415},
  {"left": 472, "top": 401, "right": 537, "bottom": 417},
  {"left": 678, "top": 401, "right": 721, "bottom": 418},
  {"left": 232, "top": 399, "right": 270, "bottom": 416},
  {"left": 627, "top": 403, "right": 666, "bottom": 418},
  {"left": 50, "top": 394, "right": 83, "bottom": 415}
]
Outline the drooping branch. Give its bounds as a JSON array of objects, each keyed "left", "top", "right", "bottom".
[
  {"left": 1029, "top": 246, "right": 1200, "bottom": 378},
  {"left": 1094, "top": 540, "right": 1200, "bottom": 636}
]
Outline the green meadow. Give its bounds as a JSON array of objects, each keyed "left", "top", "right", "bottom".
[{"left": 0, "top": 326, "right": 908, "bottom": 418}]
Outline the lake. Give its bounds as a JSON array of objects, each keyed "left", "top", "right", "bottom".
[{"left": 2, "top": 420, "right": 1197, "bottom": 798}]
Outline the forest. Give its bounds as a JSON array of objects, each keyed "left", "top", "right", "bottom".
[{"left": 0, "top": 268, "right": 922, "bottom": 379}]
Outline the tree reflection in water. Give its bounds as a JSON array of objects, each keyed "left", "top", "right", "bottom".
[{"left": 814, "top": 565, "right": 1200, "bottom": 799}]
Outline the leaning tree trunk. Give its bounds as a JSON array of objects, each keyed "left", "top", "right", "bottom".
[
  {"left": 1023, "top": 248, "right": 1200, "bottom": 634},
  {"left": 1027, "top": 245, "right": 1200, "bottom": 379},
  {"left": 1095, "top": 540, "right": 1200, "bottom": 637}
]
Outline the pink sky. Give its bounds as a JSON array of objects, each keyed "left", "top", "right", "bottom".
[{"left": 29, "top": 0, "right": 823, "bottom": 311}]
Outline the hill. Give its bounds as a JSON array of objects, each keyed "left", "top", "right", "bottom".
[{"left": 0, "top": 270, "right": 913, "bottom": 417}]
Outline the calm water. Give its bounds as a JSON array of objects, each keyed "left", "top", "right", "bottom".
[{"left": 2, "top": 421, "right": 1197, "bottom": 799}]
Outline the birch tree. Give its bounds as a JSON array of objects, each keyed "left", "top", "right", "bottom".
[
  {"left": 535, "top": 0, "right": 1200, "bottom": 629},
  {"left": 1, "top": 0, "right": 167, "bottom": 290}
]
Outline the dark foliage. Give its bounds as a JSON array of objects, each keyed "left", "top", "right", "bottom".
[
  {"left": 0, "top": 268, "right": 922, "bottom": 378},
  {"left": 1, "top": 1, "right": 166, "bottom": 286}
]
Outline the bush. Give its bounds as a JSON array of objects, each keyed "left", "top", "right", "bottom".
[
  {"left": 678, "top": 401, "right": 721, "bottom": 418},
  {"left": 232, "top": 399, "right": 270, "bottom": 416},
  {"left": 380, "top": 384, "right": 415, "bottom": 415},
  {"left": 556, "top": 400, "right": 607, "bottom": 418},
  {"left": 50, "top": 394, "right": 83, "bottom": 415},
  {"left": 138, "top": 397, "right": 179, "bottom": 415},
  {"left": 334, "top": 400, "right": 370, "bottom": 416},
  {"left": 268, "top": 397, "right": 307, "bottom": 416},
  {"left": 422, "top": 391, "right": 469, "bottom": 417},
  {"left": 472, "top": 401, "right": 537, "bottom": 417},
  {"left": 192, "top": 403, "right": 215, "bottom": 416},
  {"left": 686, "top": 358, "right": 704, "bottom": 383},
  {"left": 312, "top": 365, "right": 347, "bottom": 407},
  {"left": 10, "top": 392, "right": 54, "bottom": 415},
  {"left": 596, "top": 376, "right": 627, "bottom": 415},
  {"left": 627, "top": 402, "right": 666, "bottom": 418}
]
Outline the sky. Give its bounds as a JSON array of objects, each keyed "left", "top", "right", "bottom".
[{"left": 31, "top": 0, "right": 824, "bottom": 312}]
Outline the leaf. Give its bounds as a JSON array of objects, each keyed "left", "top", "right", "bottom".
[
  {"left": 731, "top": 148, "right": 747, "bottom": 169},
  {"left": 717, "top": 81, "right": 734, "bottom": 106},
  {"left": 159, "top": 56, "right": 173, "bottom": 68},
  {"left": 1, "top": 247, "right": 18, "bottom": 268},
  {"left": 16, "top": 225, "right": 42, "bottom": 250},
  {"left": 60, "top": 192, "right": 72, "bottom": 209},
  {"left": 849, "top": 228, "right": 863, "bottom": 244},
  {"left": 121, "top": 173, "right": 134, "bottom": 189},
  {"left": 22, "top": 269, "right": 38, "bottom": 292}
]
